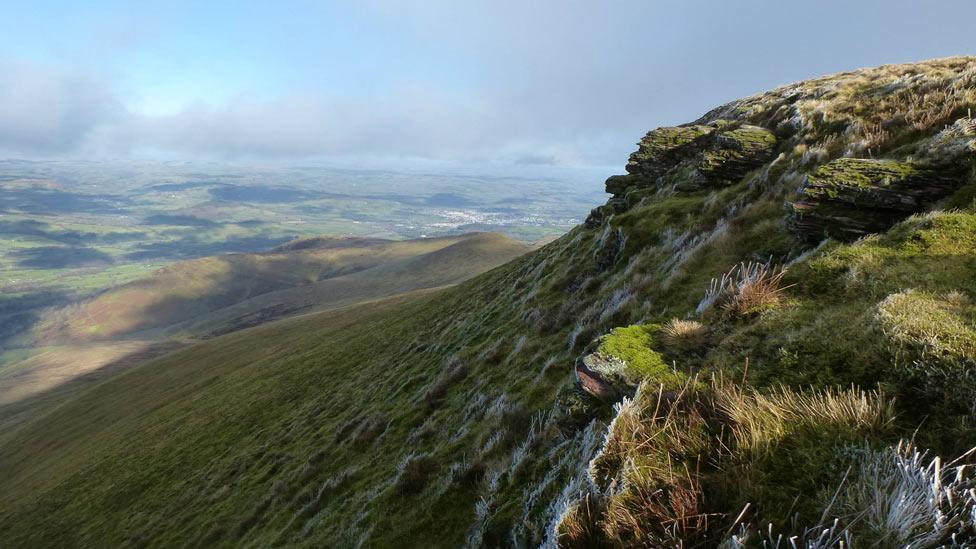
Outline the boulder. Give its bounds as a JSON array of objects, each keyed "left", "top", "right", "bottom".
[{"left": 574, "top": 354, "right": 625, "bottom": 401}]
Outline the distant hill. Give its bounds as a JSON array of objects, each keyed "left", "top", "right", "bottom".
[
  {"left": 0, "top": 233, "right": 527, "bottom": 406},
  {"left": 33, "top": 233, "right": 525, "bottom": 343},
  {"left": 169, "top": 232, "right": 531, "bottom": 337}
]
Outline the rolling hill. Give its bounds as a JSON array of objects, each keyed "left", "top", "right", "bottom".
[
  {"left": 0, "top": 233, "right": 529, "bottom": 406},
  {"left": 31, "top": 233, "right": 520, "bottom": 343},
  {"left": 2, "top": 57, "right": 976, "bottom": 547}
]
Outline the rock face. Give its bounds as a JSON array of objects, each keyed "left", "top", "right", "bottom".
[
  {"left": 623, "top": 121, "right": 777, "bottom": 190},
  {"left": 788, "top": 120, "right": 976, "bottom": 243},
  {"left": 587, "top": 121, "right": 776, "bottom": 225},
  {"left": 787, "top": 158, "right": 956, "bottom": 242}
]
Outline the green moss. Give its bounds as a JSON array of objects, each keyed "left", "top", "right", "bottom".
[
  {"left": 642, "top": 125, "right": 714, "bottom": 149},
  {"left": 805, "top": 158, "right": 922, "bottom": 198},
  {"left": 597, "top": 324, "right": 684, "bottom": 386},
  {"left": 725, "top": 125, "right": 778, "bottom": 147}
]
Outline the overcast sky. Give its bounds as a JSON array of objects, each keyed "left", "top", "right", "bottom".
[{"left": 2, "top": 0, "right": 975, "bottom": 169}]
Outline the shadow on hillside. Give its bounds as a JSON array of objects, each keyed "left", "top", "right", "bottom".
[
  {"left": 0, "top": 187, "right": 129, "bottom": 215},
  {"left": 0, "top": 220, "right": 147, "bottom": 246},
  {"left": 143, "top": 214, "right": 220, "bottom": 228},
  {"left": 209, "top": 185, "right": 322, "bottom": 203},
  {"left": 122, "top": 234, "right": 292, "bottom": 261},
  {"left": 0, "top": 289, "right": 73, "bottom": 346},
  {"left": 0, "top": 339, "right": 187, "bottom": 424},
  {"left": 0, "top": 219, "right": 95, "bottom": 246},
  {"left": 139, "top": 181, "right": 222, "bottom": 193},
  {"left": 12, "top": 246, "right": 114, "bottom": 269}
]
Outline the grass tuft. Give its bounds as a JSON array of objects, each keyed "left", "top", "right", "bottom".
[
  {"left": 393, "top": 453, "right": 439, "bottom": 495},
  {"left": 660, "top": 318, "right": 708, "bottom": 353},
  {"left": 698, "top": 261, "right": 793, "bottom": 317}
]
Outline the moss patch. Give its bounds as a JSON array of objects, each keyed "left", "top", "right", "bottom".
[{"left": 597, "top": 324, "right": 684, "bottom": 386}]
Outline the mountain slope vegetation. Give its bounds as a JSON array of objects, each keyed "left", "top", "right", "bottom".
[{"left": 2, "top": 57, "right": 976, "bottom": 547}]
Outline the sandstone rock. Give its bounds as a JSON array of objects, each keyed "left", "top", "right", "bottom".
[
  {"left": 802, "top": 158, "right": 957, "bottom": 212},
  {"left": 605, "top": 174, "right": 653, "bottom": 195},
  {"left": 787, "top": 200, "right": 902, "bottom": 243},
  {"left": 583, "top": 205, "right": 609, "bottom": 229},
  {"left": 695, "top": 125, "right": 778, "bottom": 183},
  {"left": 625, "top": 125, "right": 716, "bottom": 178},
  {"left": 600, "top": 122, "right": 777, "bottom": 209},
  {"left": 788, "top": 157, "right": 965, "bottom": 243}
]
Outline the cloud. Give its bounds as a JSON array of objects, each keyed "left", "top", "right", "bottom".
[
  {"left": 2, "top": 1, "right": 975, "bottom": 166},
  {"left": 0, "top": 60, "right": 121, "bottom": 154}
]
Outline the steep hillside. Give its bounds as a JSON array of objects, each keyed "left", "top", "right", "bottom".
[{"left": 2, "top": 57, "right": 976, "bottom": 547}]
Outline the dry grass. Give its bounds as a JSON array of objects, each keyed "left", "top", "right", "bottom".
[
  {"left": 715, "top": 384, "right": 895, "bottom": 457},
  {"left": 698, "top": 262, "right": 793, "bottom": 316},
  {"left": 558, "top": 379, "right": 897, "bottom": 547},
  {"left": 660, "top": 319, "right": 708, "bottom": 352}
]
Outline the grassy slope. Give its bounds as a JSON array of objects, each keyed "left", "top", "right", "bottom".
[
  {"left": 168, "top": 232, "right": 531, "bottom": 337},
  {"left": 0, "top": 233, "right": 528, "bottom": 409},
  {"left": 31, "top": 234, "right": 480, "bottom": 343},
  {"left": 1, "top": 58, "right": 976, "bottom": 547}
]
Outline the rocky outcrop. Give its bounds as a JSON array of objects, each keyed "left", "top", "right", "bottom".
[
  {"left": 623, "top": 121, "right": 776, "bottom": 190},
  {"left": 788, "top": 117, "right": 976, "bottom": 243},
  {"left": 788, "top": 158, "right": 953, "bottom": 242},
  {"left": 587, "top": 121, "right": 777, "bottom": 227}
]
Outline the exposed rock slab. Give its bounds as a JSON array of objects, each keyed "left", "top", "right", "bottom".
[
  {"left": 588, "top": 121, "right": 777, "bottom": 227},
  {"left": 788, "top": 157, "right": 965, "bottom": 242}
]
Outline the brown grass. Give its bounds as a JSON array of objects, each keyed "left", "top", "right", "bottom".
[
  {"left": 699, "top": 262, "right": 793, "bottom": 316},
  {"left": 559, "top": 378, "right": 896, "bottom": 547},
  {"left": 660, "top": 319, "right": 708, "bottom": 352}
]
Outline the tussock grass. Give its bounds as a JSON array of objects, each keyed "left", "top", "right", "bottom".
[
  {"left": 715, "top": 384, "right": 895, "bottom": 457},
  {"left": 423, "top": 355, "right": 469, "bottom": 407},
  {"left": 698, "top": 261, "right": 793, "bottom": 316},
  {"left": 558, "top": 378, "right": 896, "bottom": 547},
  {"left": 393, "top": 453, "right": 439, "bottom": 495},
  {"left": 660, "top": 318, "right": 708, "bottom": 352}
]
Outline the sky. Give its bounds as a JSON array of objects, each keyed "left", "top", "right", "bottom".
[{"left": 1, "top": 0, "right": 975, "bottom": 169}]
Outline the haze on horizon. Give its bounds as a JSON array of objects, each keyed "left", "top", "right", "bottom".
[{"left": 3, "top": 0, "right": 975, "bottom": 170}]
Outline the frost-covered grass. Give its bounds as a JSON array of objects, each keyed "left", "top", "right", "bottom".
[
  {"left": 725, "top": 442, "right": 976, "bottom": 548},
  {"left": 557, "top": 379, "right": 896, "bottom": 547}
]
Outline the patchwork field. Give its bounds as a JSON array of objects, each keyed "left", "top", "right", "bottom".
[{"left": 1, "top": 160, "right": 598, "bottom": 353}]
